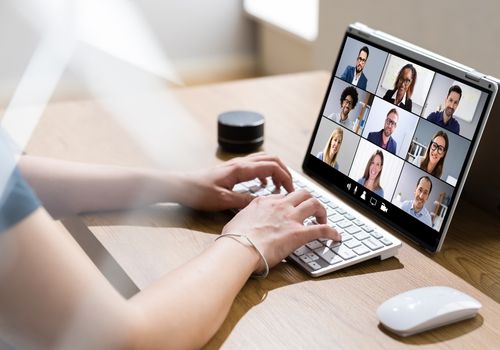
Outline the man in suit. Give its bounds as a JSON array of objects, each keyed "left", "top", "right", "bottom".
[
  {"left": 340, "top": 46, "right": 369, "bottom": 90},
  {"left": 367, "top": 108, "right": 399, "bottom": 154}
]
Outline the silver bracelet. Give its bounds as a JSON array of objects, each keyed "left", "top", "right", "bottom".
[{"left": 215, "top": 233, "right": 270, "bottom": 279}]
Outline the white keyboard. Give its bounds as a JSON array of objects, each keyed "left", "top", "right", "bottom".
[{"left": 232, "top": 169, "right": 402, "bottom": 277}]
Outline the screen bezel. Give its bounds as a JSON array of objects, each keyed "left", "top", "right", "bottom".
[{"left": 302, "top": 25, "right": 497, "bottom": 252}]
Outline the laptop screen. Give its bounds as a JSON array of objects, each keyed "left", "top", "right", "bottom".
[{"left": 303, "top": 25, "right": 497, "bottom": 252}]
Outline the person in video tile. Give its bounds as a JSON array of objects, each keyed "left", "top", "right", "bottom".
[
  {"left": 327, "top": 86, "right": 358, "bottom": 128},
  {"left": 367, "top": 108, "right": 398, "bottom": 155},
  {"left": 340, "top": 46, "right": 369, "bottom": 90},
  {"left": 412, "top": 130, "right": 448, "bottom": 178},
  {"left": 401, "top": 176, "right": 433, "bottom": 226},
  {"left": 317, "top": 127, "right": 343, "bottom": 170},
  {"left": 427, "top": 85, "right": 462, "bottom": 134},
  {"left": 383, "top": 63, "right": 417, "bottom": 112},
  {"left": 357, "top": 150, "right": 384, "bottom": 197}
]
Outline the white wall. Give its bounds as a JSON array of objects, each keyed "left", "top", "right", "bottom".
[{"left": 0, "top": 1, "right": 257, "bottom": 104}]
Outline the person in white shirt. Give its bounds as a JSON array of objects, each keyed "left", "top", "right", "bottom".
[{"left": 401, "top": 176, "right": 433, "bottom": 227}]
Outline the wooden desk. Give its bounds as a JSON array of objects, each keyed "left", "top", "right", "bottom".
[{"left": 25, "top": 72, "right": 500, "bottom": 348}]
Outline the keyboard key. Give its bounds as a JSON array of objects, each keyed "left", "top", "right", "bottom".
[
  {"left": 253, "top": 188, "right": 271, "bottom": 197},
  {"left": 370, "top": 231, "right": 384, "bottom": 239},
  {"left": 307, "top": 261, "right": 322, "bottom": 270},
  {"left": 340, "top": 233, "right": 352, "bottom": 241},
  {"left": 363, "top": 237, "right": 384, "bottom": 250},
  {"left": 327, "top": 202, "right": 339, "bottom": 209},
  {"left": 344, "top": 239, "right": 362, "bottom": 249},
  {"left": 362, "top": 225, "right": 374, "bottom": 233},
  {"left": 323, "top": 239, "right": 341, "bottom": 248},
  {"left": 304, "top": 252, "right": 319, "bottom": 261},
  {"left": 315, "top": 247, "right": 342, "bottom": 265},
  {"left": 232, "top": 183, "right": 248, "bottom": 193},
  {"left": 353, "top": 245, "right": 371, "bottom": 255},
  {"left": 306, "top": 240, "right": 323, "bottom": 250},
  {"left": 328, "top": 213, "right": 344, "bottom": 222},
  {"left": 353, "top": 219, "right": 364, "bottom": 227},
  {"left": 326, "top": 207, "right": 336, "bottom": 217},
  {"left": 248, "top": 184, "right": 263, "bottom": 193},
  {"left": 353, "top": 231, "right": 371, "bottom": 241},
  {"left": 336, "top": 207, "right": 347, "bottom": 215},
  {"left": 344, "top": 213, "right": 355, "bottom": 221},
  {"left": 345, "top": 225, "right": 362, "bottom": 235},
  {"left": 294, "top": 245, "right": 310, "bottom": 256},
  {"left": 319, "top": 196, "right": 330, "bottom": 204},
  {"left": 331, "top": 245, "right": 357, "bottom": 260},
  {"left": 380, "top": 237, "right": 393, "bottom": 246},
  {"left": 336, "top": 220, "right": 352, "bottom": 229}
]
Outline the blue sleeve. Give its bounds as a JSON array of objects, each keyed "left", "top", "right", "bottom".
[
  {"left": 0, "top": 168, "right": 40, "bottom": 232},
  {"left": 340, "top": 66, "right": 350, "bottom": 81}
]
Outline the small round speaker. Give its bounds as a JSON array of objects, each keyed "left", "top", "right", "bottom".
[{"left": 217, "top": 110, "right": 264, "bottom": 153}]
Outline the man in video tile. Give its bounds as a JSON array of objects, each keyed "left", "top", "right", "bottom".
[
  {"left": 367, "top": 108, "right": 399, "bottom": 155},
  {"left": 427, "top": 85, "right": 462, "bottom": 134},
  {"left": 340, "top": 46, "right": 369, "bottom": 90},
  {"left": 401, "top": 176, "right": 433, "bottom": 227}
]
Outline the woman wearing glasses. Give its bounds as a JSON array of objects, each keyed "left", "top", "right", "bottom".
[
  {"left": 383, "top": 63, "right": 417, "bottom": 113},
  {"left": 412, "top": 130, "right": 449, "bottom": 178}
]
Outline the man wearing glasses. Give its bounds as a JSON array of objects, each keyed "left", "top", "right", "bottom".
[
  {"left": 340, "top": 46, "right": 369, "bottom": 90},
  {"left": 327, "top": 85, "right": 358, "bottom": 128},
  {"left": 366, "top": 108, "right": 399, "bottom": 155},
  {"left": 427, "top": 85, "right": 462, "bottom": 134}
]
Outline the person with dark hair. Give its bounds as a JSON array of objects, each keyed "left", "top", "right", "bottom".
[
  {"left": 427, "top": 85, "right": 462, "bottom": 134},
  {"left": 412, "top": 130, "right": 449, "bottom": 178},
  {"left": 340, "top": 46, "right": 369, "bottom": 90},
  {"left": 357, "top": 150, "right": 385, "bottom": 197},
  {"left": 317, "top": 127, "right": 343, "bottom": 170},
  {"left": 383, "top": 63, "right": 417, "bottom": 112},
  {"left": 401, "top": 176, "right": 433, "bottom": 226},
  {"left": 366, "top": 108, "right": 399, "bottom": 155},
  {"left": 327, "top": 85, "right": 359, "bottom": 128}
]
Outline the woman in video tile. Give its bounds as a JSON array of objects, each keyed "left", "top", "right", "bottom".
[
  {"left": 357, "top": 149, "right": 384, "bottom": 196},
  {"left": 412, "top": 130, "right": 448, "bottom": 178},
  {"left": 383, "top": 63, "right": 417, "bottom": 112},
  {"left": 317, "top": 127, "right": 343, "bottom": 170}
]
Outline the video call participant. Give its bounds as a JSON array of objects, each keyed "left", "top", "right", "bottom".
[
  {"left": 340, "top": 46, "right": 369, "bottom": 90},
  {"left": 327, "top": 86, "right": 358, "bottom": 128},
  {"left": 366, "top": 108, "right": 399, "bottom": 155},
  {"left": 383, "top": 63, "right": 417, "bottom": 112},
  {"left": 427, "top": 85, "right": 462, "bottom": 134},
  {"left": 357, "top": 150, "right": 384, "bottom": 197},
  {"left": 317, "top": 127, "right": 343, "bottom": 170},
  {"left": 412, "top": 130, "right": 449, "bottom": 178},
  {"left": 401, "top": 176, "right": 433, "bottom": 227}
]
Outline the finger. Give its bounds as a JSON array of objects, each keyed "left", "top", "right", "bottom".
[
  {"left": 244, "top": 153, "right": 292, "bottom": 179},
  {"left": 282, "top": 189, "right": 313, "bottom": 207},
  {"left": 231, "top": 161, "right": 293, "bottom": 193},
  {"left": 223, "top": 190, "right": 255, "bottom": 210},
  {"left": 292, "top": 197, "right": 327, "bottom": 224},
  {"left": 293, "top": 224, "right": 341, "bottom": 245}
]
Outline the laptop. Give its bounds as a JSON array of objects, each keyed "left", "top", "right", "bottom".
[{"left": 235, "top": 23, "right": 499, "bottom": 277}]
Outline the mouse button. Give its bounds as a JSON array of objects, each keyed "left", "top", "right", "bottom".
[
  {"left": 435, "top": 299, "right": 482, "bottom": 317},
  {"left": 376, "top": 297, "right": 423, "bottom": 330}
]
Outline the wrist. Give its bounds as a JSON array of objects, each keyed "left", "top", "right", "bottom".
[{"left": 215, "top": 233, "right": 269, "bottom": 278}]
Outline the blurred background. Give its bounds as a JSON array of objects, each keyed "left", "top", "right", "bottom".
[{"left": 1, "top": 0, "right": 499, "bottom": 106}]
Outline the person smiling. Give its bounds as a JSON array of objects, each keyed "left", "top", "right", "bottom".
[
  {"left": 317, "top": 127, "right": 343, "bottom": 170},
  {"left": 401, "top": 176, "right": 433, "bottom": 227},
  {"left": 383, "top": 63, "right": 417, "bottom": 113},
  {"left": 413, "top": 131, "right": 449, "bottom": 178},
  {"left": 357, "top": 150, "right": 385, "bottom": 197}
]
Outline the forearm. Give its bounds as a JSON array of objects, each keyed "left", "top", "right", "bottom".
[
  {"left": 18, "top": 156, "right": 184, "bottom": 219},
  {"left": 129, "top": 237, "right": 259, "bottom": 349}
]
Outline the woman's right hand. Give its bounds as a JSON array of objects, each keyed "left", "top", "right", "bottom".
[{"left": 221, "top": 190, "right": 341, "bottom": 273}]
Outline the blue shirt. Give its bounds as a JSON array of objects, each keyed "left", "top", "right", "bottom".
[
  {"left": 340, "top": 65, "right": 367, "bottom": 90},
  {"left": 427, "top": 111, "right": 460, "bottom": 134},
  {"left": 366, "top": 130, "right": 397, "bottom": 155},
  {"left": 1, "top": 132, "right": 40, "bottom": 232},
  {"left": 401, "top": 200, "right": 433, "bottom": 227}
]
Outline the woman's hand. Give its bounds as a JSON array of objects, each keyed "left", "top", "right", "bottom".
[
  {"left": 221, "top": 190, "right": 341, "bottom": 272},
  {"left": 176, "top": 153, "right": 294, "bottom": 211}
]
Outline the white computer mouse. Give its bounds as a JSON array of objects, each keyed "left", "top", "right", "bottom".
[{"left": 377, "top": 286, "right": 481, "bottom": 337}]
